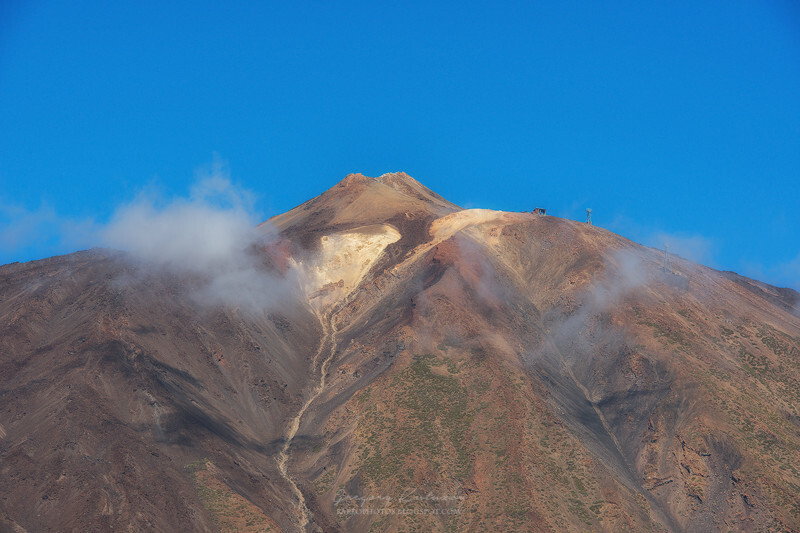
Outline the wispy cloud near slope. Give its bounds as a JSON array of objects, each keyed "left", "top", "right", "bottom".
[
  {"left": 97, "top": 171, "right": 295, "bottom": 312},
  {"left": 1, "top": 163, "right": 296, "bottom": 312},
  {"left": 100, "top": 180, "right": 261, "bottom": 273}
]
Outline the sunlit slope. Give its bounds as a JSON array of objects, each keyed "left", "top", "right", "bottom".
[{"left": 282, "top": 179, "right": 800, "bottom": 532}]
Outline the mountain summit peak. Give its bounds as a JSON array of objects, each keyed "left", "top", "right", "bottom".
[
  {"left": 270, "top": 172, "right": 461, "bottom": 236},
  {"left": 335, "top": 171, "right": 428, "bottom": 192}
]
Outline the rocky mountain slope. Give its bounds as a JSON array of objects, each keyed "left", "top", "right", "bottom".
[{"left": 1, "top": 172, "right": 799, "bottom": 532}]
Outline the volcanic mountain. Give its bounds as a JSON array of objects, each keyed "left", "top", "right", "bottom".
[{"left": 1, "top": 173, "right": 799, "bottom": 532}]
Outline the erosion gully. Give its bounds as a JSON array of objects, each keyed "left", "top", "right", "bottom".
[{"left": 276, "top": 304, "right": 340, "bottom": 532}]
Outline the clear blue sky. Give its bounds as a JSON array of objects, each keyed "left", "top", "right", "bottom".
[{"left": 2, "top": 1, "right": 799, "bottom": 288}]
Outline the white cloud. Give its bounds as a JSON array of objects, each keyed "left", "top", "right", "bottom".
[
  {"left": 96, "top": 173, "right": 295, "bottom": 313},
  {"left": 1, "top": 162, "right": 296, "bottom": 313},
  {"left": 605, "top": 216, "right": 718, "bottom": 268},
  {"left": 0, "top": 201, "right": 58, "bottom": 250},
  {"left": 100, "top": 186, "right": 260, "bottom": 273},
  {"left": 648, "top": 232, "right": 716, "bottom": 266},
  {"left": 525, "top": 248, "right": 652, "bottom": 366},
  {"left": 776, "top": 253, "right": 800, "bottom": 291}
]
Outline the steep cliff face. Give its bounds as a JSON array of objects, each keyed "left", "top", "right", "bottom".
[{"left": 1, "top": 173, "right": 799, "bottom": 532}]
